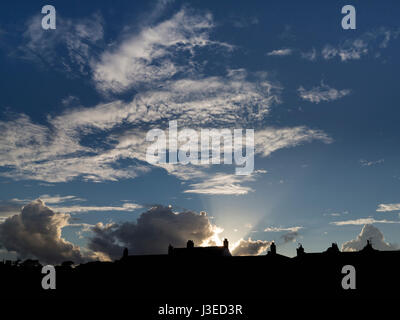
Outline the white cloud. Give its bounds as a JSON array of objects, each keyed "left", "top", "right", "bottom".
[
  {"left": 341, "top": 224, "right": 397, "bottom": 251},
  {"left": 38, "top": 195, "right": 85, "bottom": 204},
  {"left": 267, "top": 48, "right": 292, "bottom": 56},
  {"left": 93, "top": 9, "right": 232, "bottom": 93},
  {"left": 255, "top": 126, "right": 332, "bottom": 157},
  {"left": 0, "top": 68, "right": 321, "bottom": 187},
  {"left": 52, "top": 203, "right": 141, "bottom": 214},
  {"left": 360, "top": 159, "right": 384, "bottom": 167},
  {"left": 0, "top": 196, "right": 141, "bottom": 217},
  {"left": 183, "top": 173, "right": 258, "bottom": 195},
  {"left": 298, "top": 83, "right": 350, "bottom": 104},
  {"left": 264, "top": 226, "right": 303, "bottom": 232},
  {"left": 322, "top": 40, "right": 368, "bottom": 61},
  {"left": 322, "top": 27, "right": 400, "bottom": 62},
  {"left": 376, "top": 203, "right": 400, "bottom": 212},
  {"left": 330, "top": 218, "right": 400, "bottom": 226},
  {"left": 323, "top": 211, "right": 348, "bottom": 217},
  {"left": 0, "top": 9, "right": 332, "bottom": 190}
]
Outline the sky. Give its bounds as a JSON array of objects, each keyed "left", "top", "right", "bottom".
[{"left": 0, "top": 0, "right": 400, "bottom": 263}]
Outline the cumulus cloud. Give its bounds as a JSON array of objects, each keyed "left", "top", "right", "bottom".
[
  {"left": 0, "top": 200, "right": 86, "bottom": 264},
  {"left": 88, "top": 206, "right": 220, "bottom": 260},
  {"left": 377, "top": 203, "right": 400, "bottom": 212},
  {"left": 298, "top": 83, "right": 350, "bottom": 104},
  {"left": 231, "top": 238, "right": 271, "bottom": 256},
  {"left": 341, "top": 224, "right": 398, "bottom": 251},
  {"left": 267, "top": 48, "right": 292, "bottom": 56}
]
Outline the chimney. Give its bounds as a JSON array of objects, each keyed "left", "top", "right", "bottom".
[
  {"left": 187, "top": 240, "right": 194, "bottom": 249},
  {"left": 270, "top": 242, "right": 276, "bottom": 255},
  {"left": 223, "top": 238, "right": 229, "bottom": 249}
]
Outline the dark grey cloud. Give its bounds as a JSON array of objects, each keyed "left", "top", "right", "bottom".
[
  {"left": 0, "top": 199, "right": 86, "bottom": 264},
  {"left": 280, "top": 231, "right": 298, "bottom": 244},
  {"left": 341, "top": 224, "right": 398, "bottom": 252},
  {"left": 89, "top": 206, "right": 217, "bottom": 260}
]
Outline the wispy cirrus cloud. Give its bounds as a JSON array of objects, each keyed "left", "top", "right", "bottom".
[
  {"left": 255, "top": 126, "right": 332, "bottom": 156},
  {"left": 376, "top": 203, "right": 400, "bottom": 212},
  {"left": 38, "top": 195, "right": 85, "bottom": 204},
  {"left": 330, "top": 218, "right": 400, "bottom": 226},
  {"left": 322, "top": 27, "right": 400, "bottom": 61},
  {"left": 183, "top": 172, "right": 261, "bottom": 195},
  {"left": 298, "top": 83, "right": 350, "bottom": 104},
  {"left": 0, "top": 195, "right": 141, "bottom": 218},
  {"left": 0, "top": 66, "right": 330, "bottom": 192},
  {"left": 360, "top": 158, "right": 384, "bottom": 167},
  {"left": 0, "top": 7, "right": 332, "bottom": 196},
  {"left": 267, "top": 48, "right": 292, "bottom": 56},
  {"left": 21, "top": 12, "right": 104, "bottom": 75},
  {"left": 52, "top": 203, "right": 141, "bottom": 214},
  {"left": 264, "top": 226, "right": 303, "bottom": 232},
  {"left": 93, "top": 9, "right": 233, "bottom": 93}
]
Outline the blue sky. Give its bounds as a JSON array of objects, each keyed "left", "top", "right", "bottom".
[{"left": 0, "top": 0, "right": 400, "bottom": 262}]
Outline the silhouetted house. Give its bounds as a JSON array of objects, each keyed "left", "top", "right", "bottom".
[{"left": 168, "top": 239, "right": 232, "bottom": 257}]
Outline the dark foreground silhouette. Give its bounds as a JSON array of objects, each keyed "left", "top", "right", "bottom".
[{"left": 1, "top": 240, "right": 399, "bottom": 300}]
